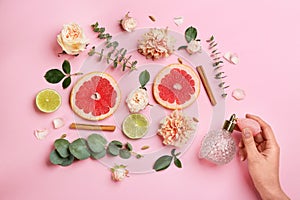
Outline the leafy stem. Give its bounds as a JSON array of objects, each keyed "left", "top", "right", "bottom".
[
  {"left": 44, "top": 60, "right": 82, "bottom": 89},
  {"left": 153, "top": 149, "right": 182, "bottom": 172},
  {"left": 89, "top": 22, "right": 138, "bottom": 71}
]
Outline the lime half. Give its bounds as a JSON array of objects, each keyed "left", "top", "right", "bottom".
[
  {"left": 122, "top": 114, "right": 149, "bottom": 139},
  {"left": 36, "top": 89, "right": 61, "bottom": 113}
]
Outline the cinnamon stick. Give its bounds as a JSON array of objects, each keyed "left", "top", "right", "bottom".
[
  {"left": 196, "top": 66, "right": 217, "bottom": 106},
  {"left": 69, "top": 123, "right": 116, "bottom": 132}
]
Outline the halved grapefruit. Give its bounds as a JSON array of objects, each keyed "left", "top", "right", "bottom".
[
  {"left": 153, "top": 63, "right": 200, "bottom": 109},
  {"left": 70, "top": 72, "right": 121, "bottom": 121}
]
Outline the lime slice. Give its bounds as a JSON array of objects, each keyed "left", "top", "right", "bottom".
[
  {"left": 122, "top": 114, "right": 149, "bottom": 139},
  {"left": 36, "top": 89, "right": 61, "bottom": 113}
]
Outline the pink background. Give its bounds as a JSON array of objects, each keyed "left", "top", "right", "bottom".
[{"left": 0, "top": 0, "right": 299, "bottom": 199}]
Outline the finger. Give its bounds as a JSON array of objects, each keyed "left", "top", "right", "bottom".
[
  {"left": 238, "top": 148, "right": 247, "bottom": 161},
  {"left": 238, "top": 140, "right": 244, "bottom": 148},
  {"left": 246, "top": 114, "right": 277, "bottom": 143},
  {"left": 254, "top": 132, "right": 264, "bottom": 144},
  {"left": 241, "top": 128, "right": 259, "bottom": 160}
]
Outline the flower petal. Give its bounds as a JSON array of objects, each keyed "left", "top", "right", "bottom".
[
  {"left": 34, "top": 129, "right": 49, "bottom": 140},
  {"left": 53, "top": 117, "right": 65, "bottom": 129},
  {"left": 173, "top": 16, "right": 184, "bottom": 26},
  {"left": 232, "top": 88, "right": 246, "bottom": 100}
]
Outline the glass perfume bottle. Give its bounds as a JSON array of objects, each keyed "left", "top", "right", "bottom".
[{"left": 199, "top": 114, "right": 237, "bottom": 165}]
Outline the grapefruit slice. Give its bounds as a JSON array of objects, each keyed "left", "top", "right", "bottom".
[
  {"left": 153, "top": 63, "right": 200, "bottom": 109},
  {"left": 70, "top": 72, "right": 121, "bottom": 121}
]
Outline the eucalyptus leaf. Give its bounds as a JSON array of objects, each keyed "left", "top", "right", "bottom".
[
  {"left": 107, "top": 141, "right": 122, "bottom": 156},
  {"left": 69, "top": 138, "right": 91, "bottom": 160},
  {"left": 62, "top": 77, "right": 71, "bottom": 89},
  {"left": 171, "top": 149, "right": 176, "bottom": 157},
  {"left": 50, "top": 150, "right": 64, "bottom": 165},
  {"left": 87, "top": 134, "right": 107, "bottom": 153},
  {"left": 54, "top": 139, "right": 70, "bottom": 158},
  {"left": 177, "top": 45, "right": 187, "bottom": 50},
  {"left": 119, "top": 149, "right": 131, "bottom": 159},
  {"left": 44, "top": 69, "right": 65, "bottom": 84},
  {"left": 185, "top": 26, "right": 197, "bottom": 43},
  {"left": 62, "top": 60, "right": 71, "bottom": 74},
  {"left": 90, "top": 150, "right": 106, "bottom": 160},
  {"left": 139, "top": 70, "right": 150, "bottom": 89},
  {"left": 174, "top": 157, "right": 182, "bottom": 168},
  {"left": 153, "top": 155, "right": 173, "bottom": 171},
  {"left": 125, "top": 143, "right": 133, "bottom": 151},
  {"left": 60, "top": 155, "right": 74, "bottom": 166}
]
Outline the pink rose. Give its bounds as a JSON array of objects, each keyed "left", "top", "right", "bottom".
[
  {"left": 120, "top": 13, "right": 137, "bottom": 32},
  {"left": 111, "top": 165, "right": 129, "bottom": 182}
]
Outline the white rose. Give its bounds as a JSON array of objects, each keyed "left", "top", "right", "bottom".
[
  {"left": 57, "top": 23, "right": 89, "bottom": 55},
  {"left": 121, "top": 13, "right": 137, "bottom": 32},
  {"left": 126, "top": 88, "right": 149, "bottom": 113},
  {"left": 186, "top": 39, "right": 201, "bottom": 54},
  {"left": 111, "top": 165, "right": 129, "bottom": 182}
]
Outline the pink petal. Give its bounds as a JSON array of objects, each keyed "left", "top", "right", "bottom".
[
  {"left": 53, "top": 118, "right": 65, "bottom": 129},
  {"left": 230, "top": 54, "right": 239, "bottom": 64},
  {"left": 34, "top": 129, "right": 49, "bottom": 140},
  {"left": 223, "top": 52, "right": 232, "bottom": 62},
  {"left": 237, "top": 118, "right": 261, "bottom": 136},
  {"left": 232, "top": 88, "right": 246, "bottom": 100}
]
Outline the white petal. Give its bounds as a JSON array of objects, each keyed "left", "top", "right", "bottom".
[
  {"left": 230, "top": 54, "right": 239, "bottom": 64},
  {"left": 173, "top": 16, "right": 184, "bottom": 26},
  {"left": 223, "top": 52, "right": 232, "bottom": 63},
  {"left": 34, "top": 129, "right": 49, "bottom": 140},
  {"left": 53, "top": 118, "right": 65, "bottom": 129},
  {"left": 232, "top": 88, "right": 246, "bottom": 100}
]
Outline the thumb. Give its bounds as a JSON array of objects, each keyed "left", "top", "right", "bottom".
[{"left": 242, "top": 128, "right": 259, "bottom": 160}]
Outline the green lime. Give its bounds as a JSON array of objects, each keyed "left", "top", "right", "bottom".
[
  {"left": 36, "top": 89, "right": 61, "bottom": 113},
  {"left": 122, "top": 114, "right": 149, "bottom": 139}
]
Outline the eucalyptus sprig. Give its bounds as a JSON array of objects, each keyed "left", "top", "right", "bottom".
[
  {"left": 206, "top": 35, "right": 229, "bottom": 98},
  {"left": 139, "top": 70, "right": 150, "bottom": 90},
  {"left": 44, "top": 60, "right": 83, "bottom": 89},
  {"left": 89, "top": 22, "right": 138, "bottom": 71},
  {"left": 49, "top": 133, "right": 139, "bottom": 167},
  {"left": 153, "top": 149, "right": 182, "bottom": 172}
]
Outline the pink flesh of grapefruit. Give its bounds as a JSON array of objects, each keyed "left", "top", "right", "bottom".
[
  {"left": 70, "top": 72, "right": 121, "bottom": 121},
  {"left": 153, "top": 64, "right": 200, "bottom": 109}
]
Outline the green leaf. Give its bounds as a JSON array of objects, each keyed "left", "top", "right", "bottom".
[
  {"left": 125, "top": 143, "right": 133, "bottom": 151},
  {"left": 153, "top": 155, "right": 173, "bottom": 171},
  {"left": 99, "top": 49, "right": 104, "bottom": 61},
  {"left": 119, "top": 149, "right": 131, "bottom": 159},
  {"left": 171, "top": 149, "right": 176, "bottom": 157},
  {"left": 69, "top": 138, "right": 91, "bottom": 160},
  {"left": 54, "top": 139, "right": 70, "bottom": 158},
  {"left": 88, "top": 47, "right": 96, "bottom": 56},
  {"left": 44, "top": 69, "right": 65, "bottom": 84},
  {"left": 139, "top": 70, "right": 150, "bottom": 89},
  {"left": 50, "top": 149, "right": 64, "bottom": 165},
  {"left": 62, "top": 77, "right": 71, "bottom": 89},
  {"left": 62, "top": 60, "right": 71, "bottom": 74},
  {"left": 60, "top": 155, "right": 74, "bottom": 166},
  {"left": 90, "top": 150, "right": 106, "bottom": 160},
  {"left": 174, "top": 157, "right": 182, "bottom": 168},
  {"left": 136, "top": 154, "right": 143, "bottom": 159},
  {"left": 107, "top": 141, "right": 122, "bottom": 156},
  {"left": 185, "top": 26, "right": 197, "bottom": 43},
  {"left": 177, "top": 45, "right": 187, "bottom": 50},
  {"left": 87, "top": 134, "right": 107, "bottom": 153}
]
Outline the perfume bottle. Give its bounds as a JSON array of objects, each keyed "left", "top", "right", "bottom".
[{"left": 199, "top": 114, "right": 237, "bottom": 165}]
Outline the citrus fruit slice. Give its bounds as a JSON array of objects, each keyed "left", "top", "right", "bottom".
[
  {"left": 122, "top": 114, "right": 149, "bottom": 139},
  {"left": 70, "top": 72, "right": 121, "bottom": 121},
  {"left": 153, "top": 63, "right": 200, "bottom": 109},
  {"left": 36, "top": 89, "right": 61, "bottom": 113}
]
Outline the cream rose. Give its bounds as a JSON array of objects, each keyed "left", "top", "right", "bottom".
[
  {"left": 186, "top": 39, "right": 202, "bottom": 54},
  {"left": 126, "top": 88, "right": 149, "bottom": 113},
  {"left": 120, "top": 13, "right": 137, "bottom": 32},
  {"left": 57, "top": 23, "right": 89, "bottom": 55},
  {"left": 111, "top": 165, "right": 129, "bottom": 182}
]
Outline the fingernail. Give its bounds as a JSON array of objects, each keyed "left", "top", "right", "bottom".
[
  {"left": 243, "top": 128, "right": 251, "bottom": 138},
  {"left": 240, "top": 156, "right": 244, "bottom": 161}
]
